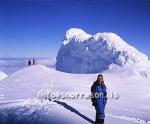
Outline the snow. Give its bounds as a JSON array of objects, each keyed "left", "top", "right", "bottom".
[
  {"left": 0, "top": 99, "right": 91, "bottom": 124},
  {"left": 0, "top": 65, "right": 55, "bottom": 100},
  {"left": 1, "top": 99, "right": 149, "bottom": 124},
  {"left": 0, "top": 71, "right": 7, "bottom": 80},
  {"left": 0, "top": 65, "right": 150, "bottom": 124},
  {"left": 63, "top": 28, "right": 92, "bottom": 45},
  {"left": 107, "top": 62, "right": 150, "bottom": 78},
  {"left": 56, "top": 28, "right": 149, "bottom": 74}
]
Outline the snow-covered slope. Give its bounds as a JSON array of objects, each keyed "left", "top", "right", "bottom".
[
  {"left": 56, "top": 28, "right": 149, "bottom": 73},
  {"left": 0, "top": 71, "right": 7, "bottom": 80},
  {"left": 0, "top": 65, "right": 55, "bottom": 99},
  {"left": 0, "top": 65, "right": 150, "bottom": 124}
]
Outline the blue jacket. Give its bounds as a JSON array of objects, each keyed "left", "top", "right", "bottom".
[{"left": 91, "top": 81, "right": 107, "bottom": 119}]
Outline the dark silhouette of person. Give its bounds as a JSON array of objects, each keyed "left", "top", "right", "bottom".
[
  {"left": 28, "top": 60, "right": 31, "bottom": 66},
  {"left": 91, "top": 74, "right": 107, "bottom": 124},
  {"left": 33, "top": 58, "right": 36, "bottom": 65}
]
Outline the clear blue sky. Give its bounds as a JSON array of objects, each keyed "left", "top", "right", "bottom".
[{"left": 0, "top": 0, "right": 150, "bottom": 58}]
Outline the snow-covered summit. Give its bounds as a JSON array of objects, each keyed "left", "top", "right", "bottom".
[
  {"left": 0, "top": 71, "right": 7, "bottom": 80},
  {"left": 63, "top": 28, "right": 92, "bottom": 45},
  {"left": 56, "top": 28, "right": 149, "bottom": 73}
]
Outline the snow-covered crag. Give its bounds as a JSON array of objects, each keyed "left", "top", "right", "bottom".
[{"left": 56, "top": 28, "right": 149, "bottom": 74}]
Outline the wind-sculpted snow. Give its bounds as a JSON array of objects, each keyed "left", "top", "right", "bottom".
[{"left": 56, "top": 28, "right": 149, "bottom": 73}]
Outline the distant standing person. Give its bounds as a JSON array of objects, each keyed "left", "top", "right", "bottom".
[
  {"left": 28, "top": 60, "right": 31, "bottom": 66},
  {"left": 91, "top": 74, "right": 107, "bottom": 124},
  {"left": 33, "top": 58, "right": 36, "bottom": 65}
]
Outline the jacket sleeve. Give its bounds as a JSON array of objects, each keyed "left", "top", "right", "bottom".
[{"left": 91, "top": 83, "right": 97, "bottom": 105}]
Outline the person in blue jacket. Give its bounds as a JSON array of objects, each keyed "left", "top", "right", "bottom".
[{"left": 91, "top": 74, "right": 107, "bottom": 124}]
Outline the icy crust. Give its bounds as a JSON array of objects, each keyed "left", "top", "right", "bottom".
[{"left": 56, "top": 28, "right": 149, "bottom": 73}]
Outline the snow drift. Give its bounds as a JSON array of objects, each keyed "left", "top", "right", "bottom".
[{"left": 56, "top": 28, "right": 149, "bottom": 73}]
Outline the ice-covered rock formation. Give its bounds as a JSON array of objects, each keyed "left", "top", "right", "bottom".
[{"left": 56, "top": 28, "right": 149, "bottom": 73}]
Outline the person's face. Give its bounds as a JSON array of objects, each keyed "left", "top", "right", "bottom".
[{"left": 97, "top": 76, "right": 103, "bottom": 84}]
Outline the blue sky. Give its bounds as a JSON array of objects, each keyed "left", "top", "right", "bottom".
[{"left": 0, "top": 0, "right": 150, "bottom": 58}]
